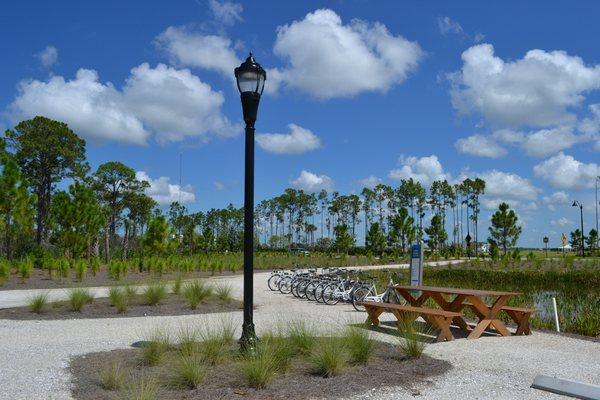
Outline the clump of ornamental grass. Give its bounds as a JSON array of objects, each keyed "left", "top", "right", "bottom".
[
  {"left": 214, "top": 284, "right": 233, "bottom": 303},
  {"left": 68, "top": 288, "right": 94, "bottom": 312},
  {"left": 182, "top": 280, "right": 212, "bottom": 309},
  {"left": 238, "top": 339, "right": 283, "bottom": 389},
  {"left": 108, "top": 286, "right": 129, "bottom": 313},
  {"left": 168, "top": 355, "right": 206, "bottom": 389},
  {"left": 124, "top": 284, "right": 138, "bottom": 299},
  {"left": 310, "top": 338, "right": 347, "bottom": 378},
  {"left": 177, "top": 326, "right": 199, "bottom": 357},
  {"left": 143, "top": 283, "right": 167, "bottom": 306},
  {"left": 123, "top": 377, "right": 159, "bottom": 400},
  {"left": 74, "top": 259, "right": 87, "bottom": 282},
  {"left": 28, "top": 293, "right": 49, "bottom": 314},
  {"left": 287, "top": 320, "right": 316, "bottom": 355},
  {"left": 172, "top": 275, "right": 183, "bottom": 295},
  {"left": 141, "top": 328, "right": 171, "bottom": 366},
  {"left": 396, "top": 313, "right": 428, "bottom": 359},
  {"left": 99, "top": 361, "right": 127, "bottom": 390},
  {"left": 343, "top": 326, "right": 374, "bottom": 364}
]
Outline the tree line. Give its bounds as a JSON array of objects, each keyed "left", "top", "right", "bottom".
[{"left": 0, "top": 116, "right": 529, "bottom": 261}]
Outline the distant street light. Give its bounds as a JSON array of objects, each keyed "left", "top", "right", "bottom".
[
  {"left": 572, "top": 200, "right": 585, "bottom": 257},
  {"left": 234, "top": 53, "right": 266, "bottom": 351}
]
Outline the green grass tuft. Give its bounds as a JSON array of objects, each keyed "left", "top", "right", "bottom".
[
  {"left": 99, "top": 361, "right": 127, "bottom": 390},
  {"left": 214, "top": 284, "right": 233, "bottom": 303},
  {"left": 396, "top": 313, "right": 428, "bottom": 359},
  {"left": 169, "top": 355, "right": 206, "bottom": 389},
  {"left": 28, "top": 293, "right": 49, "bottom": 314},
  {"left": 108, "top": 287, "right": 129, "bottom": 313},
  {"left": 141, "top": 328, "right": 171, "bottom": 366},
  {"left": 343, "top": 327, "right": 374, "bottom": 364},
  {"left": 287, "top": 320, "right": 315, "bottom": 355},
  {"left": 123, "top": 377, "right": 159, "bottom": 400},
  {"left": 68, "top": 288, "right": 94, "bottom": 312},
  {"left": 182, "top": 280, "right": 212, "bottom": 309},
  {"left": 310, "top": 338, "right": 347, "bottom": 377},
  {"left": 143, "top": 283, "right": 167, "bottom": 306},
  {"left": 238, "top": 340, "right": 283, "bottom": 389}
]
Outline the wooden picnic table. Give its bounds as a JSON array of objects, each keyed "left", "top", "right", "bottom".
[{"left": 393, "top": 285, "right": 522, "bottom": 339}]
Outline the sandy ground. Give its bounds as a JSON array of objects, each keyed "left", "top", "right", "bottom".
[{"left": 0, "top": 262, "right": 598, "bottom": 400}]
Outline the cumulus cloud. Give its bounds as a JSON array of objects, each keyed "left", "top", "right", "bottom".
[
  {"left": 36, "top": 45, "right": 58, "bottom": 67},
  {"left": 388, "top": 155, "right": 449, "bottom": 187},
  {"left": 449, "top": 44, "right": 600, "bottom": 128},
  {"left": 136, "top": 171, "right": 195, "bottom": 205},
  {"left": 290, "top": 170, "right": 333, "bottom": 192},
  {"left": 437, "top": 16, "right": 463, "bottom": 36},
  {"left": 521, "top": 126, "right": 584, "bottom": 157},
  {"left": 478, "top": 170, "right": 540, "bottom": 209},
  {"left": 208, "top": 0, "right": 243, "bottom": 26},
  {"left": 358, "top": 175, "right": 382, "bottom": 189},
  {"left": 272, "top": 9, "right": 423, "bottom": 99},
  {"left": 455, "top": 134, "right": 507, "bottom": 158},
  {"left": 542, "top": 191, "right": 570, "bottom": 211},
  {"left": 156, "top": 26, "right": 240, "bottom": 77},
  {"left": 8, "top": 64, "right": 239, "bottom": 145},
  {"left": 551, "top": 217, "right": 572, "bottom": 227},
  {"left": 533, "top": 152, "right": 600, "bottom": 190},
  {"left": 256, "top": 124, "right": 321, "bottom": 154}
]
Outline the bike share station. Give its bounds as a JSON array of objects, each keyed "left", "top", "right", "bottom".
[{"left": 409, "top": 242, "right": 423, "bottom": 287}]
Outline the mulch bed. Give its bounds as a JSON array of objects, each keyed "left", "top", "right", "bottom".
[
  {"left": 0, "top": 268, "right": 243, "bottom": 291},
  {"left": 0, "top": 294, "right": 243, "bottom": 320},
  {"left": 70, "top": 342, "right": 451, "bottom": 400}
]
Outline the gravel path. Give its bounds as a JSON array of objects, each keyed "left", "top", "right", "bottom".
[{"left": 0, "top": 264, "right": 598, "bottom": 400}]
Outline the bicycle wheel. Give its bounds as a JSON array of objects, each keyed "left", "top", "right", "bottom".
[
  {"left": 352, "top": 286, "right": 374, "bottom": 311},
  {"left": 322, "top": 284, "right": 340, "bottom": 305},
  {"left": 278, "top": 276, "right": 292, "bottom": 294},
  {"left": 305, "top": 282, "right": 317, "bottom": 301},
  {"left": 267, "top": 274, "right": 280, "bottom": 291},
  {"left": 298, "top": 281, "right": 310, "bottom": 299},
  {"left": 314, "top": 283, "right": 326, "bottom": 303}
]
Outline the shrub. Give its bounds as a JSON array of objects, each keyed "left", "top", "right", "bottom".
[
  {"left": 343, "top": 327, "right": 374, "bottom": 364},
  {"left": 396, "top": 313, "right": 427, "bottom": 359},
  {"left": 310, "top": 339, "right": 346, "bottom": 377},
  {"left": 0, "top": 259, "right": 10, "bottom": 280},
  {"left": 287, "top": 320, "right": 315, "bottom": 355},
  {"left": 90, "top": 257, "right": 101, "bottom": 276},
  {"left": 108, "top": 287, "right": 128, "bottom": 313},
  {"left": 99, "top": 362, "right": 127, "bottom": 390},
  {"left": 214, "top": 284, "right": 233, "bottom": 303},
  {"left": 74, "top": 260, "right": 87, "bottom": 282},
  {"left": 170, "top": 355, "right": 206, "bottom": 389},
  {"left": 124, "top": 377, "right": 159, "bottom": 400},
  {"left": 143, "top": 283, "right": 167, "bottom": 306},
  {"left": 182, "top": 280, "right": 212, "bottom": 309},
  {"left": 18, "top": 260, "right": 33, "bottom": 282},
  {"left": 68, "top": 288, "right": 94, "bottom": 312},
  {"left": 141, "top": 328, "right": 170, "bottom": 366},
  {"left": 28, "top": 293, "right": 49, "bottom": 314}
]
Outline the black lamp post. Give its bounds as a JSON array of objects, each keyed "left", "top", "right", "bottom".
[
  {"left": 572, "top": 200, "right": 584, "bottom": 257},
  {"left": 235, "top": 53, "right": 266, "bottom": 351}
]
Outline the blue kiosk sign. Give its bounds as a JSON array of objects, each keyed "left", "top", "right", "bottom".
[{"left": 409, "top": 243, "right": 423, "bottom": 287}]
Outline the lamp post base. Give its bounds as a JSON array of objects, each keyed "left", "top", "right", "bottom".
[{"left": 239, "top": 322, "right": 258, "bottom": 352}]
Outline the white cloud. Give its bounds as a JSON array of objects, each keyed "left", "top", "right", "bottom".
[
  {"left": 578, "top": 103, "right": 600, "bottom": 135},
  {"left": 290, "top": 170, "right": 333, "bottom": 192},
  {"left": 388, "top": 155, "right": 449, "bottom": 187},
  {"left": 551, "top": 217, "right": 572, "bottom": 227},
  {"left": 521, "top": 126, "right": 584, "bottom": 157},
  {"left": 473, "top": 33, "right": 485, "bottom": 43},
  {"left": 136, "top": 171, "right": 195, "bottom": 205},
  {"left": 493, "top": 129, "right": 524, "bottom": 144},
  {"left": 214, "top": 181, "right": 226, "bottom": 191},
  {"left": 533, "top": 152, "right": 600, "bottom": 190},
  {"left": 208, "top": 0, "right": 243, "bottom": 26},
  {"left": 359, "top": 175, "right": 382, "bottom": 189},
  {"left": 272, "top": 9, "right": 423, "bottom": 99},
  {"left": 156, "top": 26, "right": 240, "bottom": 77},
  {"left": 479, "top": 170, "right": 540, "bottom": 209},
  {"left": 437, "top": 16, "right": 463, "bottom": 36},
  {"left": 36, "top": 45, "right": 58, "bottom": 67},
  {"left": 449, "top": 44, "right": 600, "bottom": 128},
  {"left": 8, "top": 64, "right": 238, "bottom": 145},
  {"left": 256, "top": 124, "right": 321, "bottom": 154},
  {"left": 455, "top": 134, "right": 507, "bottom": 158},
  {"left": 542, "top": 191, "right": 570, "bottom": 211}
]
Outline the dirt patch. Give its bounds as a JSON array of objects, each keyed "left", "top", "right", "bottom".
[
  {"left": 70, "top": 342, "right": 451, "bottom": 400},
  {"left": 0, "top": 293, "right": 243, "bottom": 320},
  {"left": 0, "top": 268, "right": 243, "bottom": 291}
]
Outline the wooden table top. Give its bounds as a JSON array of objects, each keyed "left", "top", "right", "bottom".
[{"left": 393, "top": 285, "right": 521, "bottom": 297}]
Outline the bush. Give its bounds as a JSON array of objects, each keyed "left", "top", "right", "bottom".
[
  {"left": 75, "top": 259, "right": 87, "bottom": 282},
  {"left": 143, "top": 283, "right": 167, "bottom": 306},
  {"left": 182, "top": 280, "right": 212, "bottom": 309},
  {"left": 170, "top": 355, "right": 206, "bottom": 389},
  {"left": 124, "top": 377, "right": 159, "bottom": 400},
  {"left": 214, "top": 284, "right": 233, "bottom": 303},
  {"left": 99, "top": 362, "right": 127, "bottom": 390},
  {"left": 310, "top": 339, "right": 346, "bottom": 377},
  {"left": 397, "top": 313, "right": 427, "bottom": 359},
  {"left": 141, "top": 328, "right": 170, "bottom": 366},
  {"left": 18, "top": 260, "right": 33, "bottom": 282},
  {"left": 28, "top": 293, "right": 49, "bottom": 314},
  {"left": 343, "top": 327, "right": 374, "bottom": 364},
  {"left": 68, "top": 288, "right": 94, "bottom": 312},
  {"left": 108, "top": 287, "right": 128, "bottom": 313}
]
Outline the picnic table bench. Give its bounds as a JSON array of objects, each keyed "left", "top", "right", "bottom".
[{"left": 359, "top": 301, "right": 461, "bottom": 342}]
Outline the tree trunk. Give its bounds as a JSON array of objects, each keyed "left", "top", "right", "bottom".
[{"left": 104, "top": 227, "right": 110, "bottom": 263}]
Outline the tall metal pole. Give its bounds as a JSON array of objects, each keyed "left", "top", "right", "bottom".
[
  {"left": 580, "top": 204, "right": 585, "bottom": 257},
  {"left": 596, "top": 177, "right": 599, "bottom": 250}
]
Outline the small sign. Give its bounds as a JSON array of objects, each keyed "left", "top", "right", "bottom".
[
  {"left": 543, "top": 236, "right": 549, "bottom": 244},
  {"left": 409, "top": 244, "right": 423, "bottom": 287},
  {"left": 560, "top": 233, "right": 567, "bottom": 246}
]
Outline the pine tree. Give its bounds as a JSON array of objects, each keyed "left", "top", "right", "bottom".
[
  {"left": 365, "top": 222, "right": 386, "bottom": 255},
  {"left": 488, "top": 202, "right": 522, "bottom": 255}
]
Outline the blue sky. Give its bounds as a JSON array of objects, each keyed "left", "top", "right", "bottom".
[{"left": 1, "top": 0, "right": 600, "bottom": 247}]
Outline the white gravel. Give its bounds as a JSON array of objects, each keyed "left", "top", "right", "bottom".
[{"left": 0, "top": 264, "right": 598, "bottom": 400}]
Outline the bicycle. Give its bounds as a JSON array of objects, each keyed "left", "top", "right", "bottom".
[{"left": 352, "top": 270, "right": 402, "bottom": 311}]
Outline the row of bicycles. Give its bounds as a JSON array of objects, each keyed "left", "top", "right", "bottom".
[{"left": 266, "top": 267, "right": 402, "bottom": 311}]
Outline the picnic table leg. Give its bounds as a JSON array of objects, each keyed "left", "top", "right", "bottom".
[
  {"left": 395, "top": 288, "right": 430, "bottom": 307},
  {"left": 467, "top": 295, "right": 511, "bottom": 339},
  {"left": 506, "top": 309, "right": 532, "bottom": 335},
  {"left": 429, "top": 292, "right": 471, "bottom": 332},
  {"left": 424, "top": 315, "right": 454, "bottom": 342},
  {"left": 364, "top": 306, "right": 385, "bottom": 327}
]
